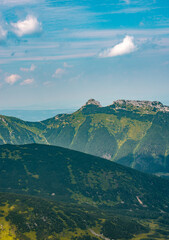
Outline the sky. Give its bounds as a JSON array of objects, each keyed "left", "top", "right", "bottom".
[{"left": 0, "top": 0, "right": 169, "bottom": 109}]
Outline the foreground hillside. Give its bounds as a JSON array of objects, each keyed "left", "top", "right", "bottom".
[
  {"left": 0, "top": 144, "right": 169, "bottom": 213},
  {"left": 0, "top": 144, "right": 169, "bottom": 240},
  {"left": 1, "top": 192, "right": 169, "bottom": 240},
  {"left": 0, "top": 99, "right": 169, "bottom": 177}
]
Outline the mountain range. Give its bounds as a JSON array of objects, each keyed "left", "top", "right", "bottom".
[{"left": 0, "top": 99, "right": 169, "bottom": 177}]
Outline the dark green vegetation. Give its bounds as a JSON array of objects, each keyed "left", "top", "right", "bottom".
[
  {"left": 0, "top": 144, "right": 169, "bottom": 239},
  {"left": 0, "top": 192, "right": 101, "bottom": 239},
  {"left": 0, "top": 192, "right": 169, "bottom": 240},
  {"left": 0, "top": 189, "right": 169, "bottom": 239},
  {"left": 1, "top": 99, "right": 169, "bottom": 177},
  {"left": 1, "top": 100, "right": 169, "bottom": 239},
  {"left": 0, "top": 144, "right": 169, "bottom": 212}
]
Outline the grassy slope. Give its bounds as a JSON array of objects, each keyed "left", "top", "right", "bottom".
[
  {"left": 0, "top": 192, "right": 101, "bottom": 240},
  {"left": 1, "top": 103, "right": 169, "bottom": 176},
  {"left": 1, "top": 192, "right": 169, "bottom": 240},
  {"left": 0, "top": 144, "right": 169, "bottom": 213}
]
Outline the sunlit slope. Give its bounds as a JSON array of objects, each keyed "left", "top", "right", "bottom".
[
  {"left": 0, "top": 192, "right": 102, "bottom": 240},
  {"left": 1, "top": 192, "right": 169, "bottom": 240},
  {"left": 0, "top": 144, "right": 169, "bottom": 213},
  {"left": 1, "top": 99, "right": 169, "bottom": 176},
  {"left": 0, "top": 115, "right": 46, "bottom": 145}
]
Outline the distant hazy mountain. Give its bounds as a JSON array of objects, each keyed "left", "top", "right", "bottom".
[
  {"left": 0, "top": 99, "right": 169, "bottom": 177},
  {"left": 0, "top": 109, "right": 76, "bottom": 121}
]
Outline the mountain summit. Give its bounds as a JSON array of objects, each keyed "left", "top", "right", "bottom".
[
  {"left": 80, "top": 98, "right": 169, "bottom": 113},
  {"left": 81, "top": 98, "right": 102, "bottom": 108},
  {"left": 112, "top": 99, "right": 169, "bottom": 112}
]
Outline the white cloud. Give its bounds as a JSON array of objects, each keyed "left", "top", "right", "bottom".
[
  {"left": 5, "top": 74, "right": 21, "bottom": 85},
  {"left": 52, "top": 68, "right": 65, "bottom": 78},
  {"left": 20, "top": 78, "right": 34, "bottom": 85},
  {"left": 11, "top": 15, "right": 42, "bottom": 37},
  {"left": 20, "top": 64, "right": 36, "bottom": 72},
  {"left": 0, "top": 25, "right": 7, "bottom": 40},
  {"left": 99, "top": 35, "right": 137, "bottom": 58}
]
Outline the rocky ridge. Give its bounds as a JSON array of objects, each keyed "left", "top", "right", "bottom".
[
  {"left": 112, "top": 99, "right": 169, "bottom": 112},
  {"left": 80, "top": 98, "right": 169, "bottom": 112},
  {"left": 80, "top": 98, "right": 102, "bottom": 109}
]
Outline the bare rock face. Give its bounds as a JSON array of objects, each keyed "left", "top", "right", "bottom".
[
  {"left": 81, "top": 99, "right": 102, "bottom": 109},
  {"left": 80, "top": 98, "right": 169, "bottom": 113},
  {"left": 112, "top": 99, "right": 169, "bottom": 112}
]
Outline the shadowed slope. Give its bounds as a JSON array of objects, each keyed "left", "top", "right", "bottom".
[{"left": 0, "top": 144, "right": 169, "bottom": 213}]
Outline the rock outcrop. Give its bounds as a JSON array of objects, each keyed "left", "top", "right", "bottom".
[
  {"left": 112, "top": 99, "right": 169, "bottom": 112},
  {"left": 80, "top": 98, "right": 102, "bottom": 109}
]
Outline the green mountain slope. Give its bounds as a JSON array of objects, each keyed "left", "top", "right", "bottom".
[
  {"left": 1, "top": 192, "right": 169, "bottom": 240},
  {"left": 1, "top": 99, "right": 169, "bottom": 176},
  {"left": 0, "top": 144, "right": 169, "bottom": 239},
  {"left": 0, "top": 144, "right": 169, "bottom": 213}
]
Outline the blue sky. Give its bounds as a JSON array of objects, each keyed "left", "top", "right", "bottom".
[{"left": 0, "top": 0, "right": 169, "bottom": 109}]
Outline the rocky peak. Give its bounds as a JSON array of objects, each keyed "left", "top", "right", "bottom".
[
  {"left": 79, "top": 99, "right": 102, "bottom": 111},
  {"left": 86, "top": 99, "right": 102, "bottom": 107},
  {"left": 112, "top": 99, "right": 169, "bottom": 112}
]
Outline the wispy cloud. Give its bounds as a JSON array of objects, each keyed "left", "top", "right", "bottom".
[
  {"left": 145, "top": 16, "right": 169, "bottom": 27},
  {"left": 0, "top": 25, "right": 7, "bottom": 40},
  {"left": 122, "top": 0, "right": 130, "bottom": 4},
  {"left": 69, "top": 73, "right": 83, "bottom": 83},
  {"left": 52, "top": 68, "right": 65, "bottom": 78},
  {"left": 63, "top": 62, "right": 73, "bottom": 68},
  {"left": 5, "top": 74, "right": 21, "bottom": 84},
  {"left": 162, "top": 61, "right": 169, "bottom": 66},
  {"left": 111, "top": 7, "right": 155, "bottom": 14},
  {"left": 99, "top": 35, "right": 137, "bottom": 57},
  {"left": 11, "top": 15, "right": 42, "bottom": 37},
  {"left": 0, "top": 53, "right": 95, "bottom": 64},
  {"left": 70, "top": 28, "right": 169, "bottom": 39},
  {"left": 20, "top": 78, "right": 34, "bottom": 85},
  {"left": 1, "top": 0, "right": 42, "bottom": 5},
  {"left": 40, "top": 5, "right": 100, "bottom": 27},
  {"left": 43, "top": 81, "right": 52, "bottom": 86},
  {"left": 20, "top": 64, "right": 36, "bottom": 72}
]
